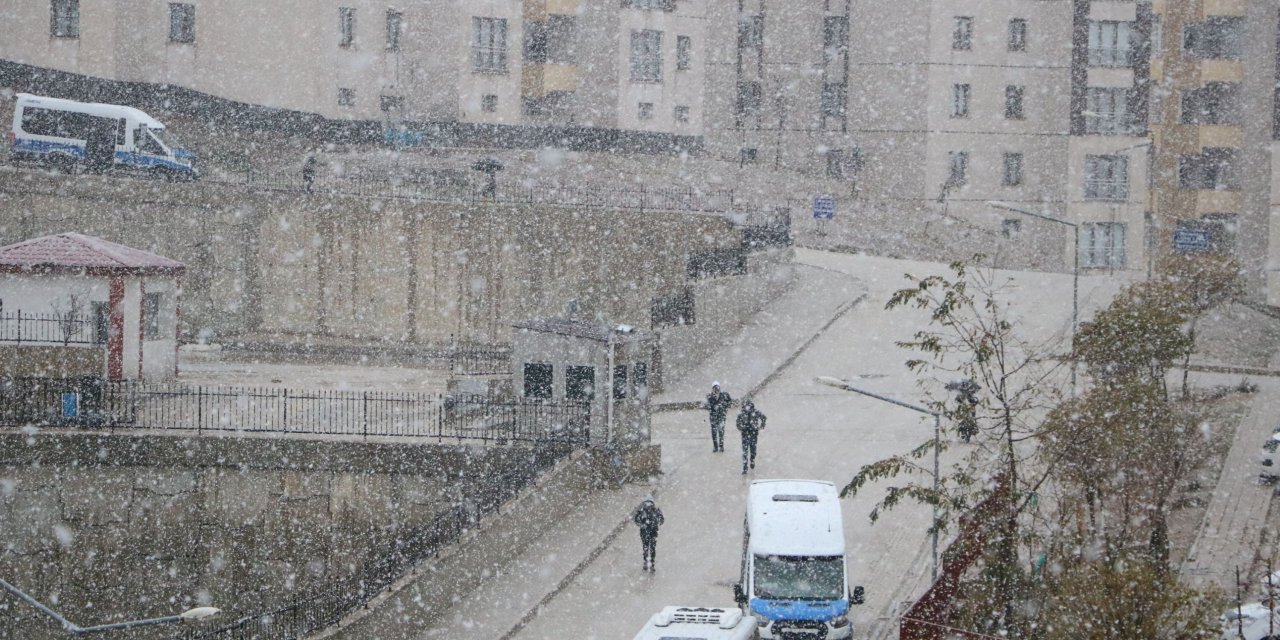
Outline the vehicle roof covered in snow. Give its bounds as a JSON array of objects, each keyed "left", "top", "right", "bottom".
[
  {"left": 17, "top": 93, "right": 166, "bottom": 129},
  {"left": 747, "top": 479, "right": 844, "bottom": 557}
]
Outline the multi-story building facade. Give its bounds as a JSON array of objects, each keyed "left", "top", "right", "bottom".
[
  {"left": 3, "top": 0, "right": 707, "bottom": 138},
  {"left": 7, "top": 0, "right": 1280, "bottom": 299}
]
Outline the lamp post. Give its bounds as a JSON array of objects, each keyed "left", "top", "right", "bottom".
[
  {"left": 0, "top": 578, "right": 219, "bottom": 635},
  {"left": 816, "top": 376, "right": 941, "bottom": 583},
  {"left": 987, "top": 201, "right": 1079, "bottom": 394}
]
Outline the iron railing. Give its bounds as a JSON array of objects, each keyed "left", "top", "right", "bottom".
[
  {"left": 227, "top": 170, "right": 751, "bottom": 215},
  {"left": 0, "top": 311, "right": 98, "bottom": 345},
  {"left": 0, "top": 378, "right": 590, "bottom": 445}
]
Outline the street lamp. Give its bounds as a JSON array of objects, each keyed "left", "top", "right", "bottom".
[
  {"left": 0, "top": 578, "right": 219, "bottom": 635},
  {"left": 988, "top": 200, "right": 1079, "bottom": 394},
  {"left": 816, "top": 376, "right": 941, "bottom": 583}
]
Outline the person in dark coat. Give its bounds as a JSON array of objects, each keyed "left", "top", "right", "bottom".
[
  {"left": 302, "top": 155, "right": 317, "bottom": 192},
  {"left": 736, "top": 399, "right": 766, "bottom": 474},
  {"left": 633, "top": 496, "right": 664, "bottom": 571},
  {"left": 705, "top": 382, "right": 732, "bottom": 452}
]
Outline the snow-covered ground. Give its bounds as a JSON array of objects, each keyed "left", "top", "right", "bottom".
[{"left": 407, "top": 249, "right": 1137, "bottom": 640}]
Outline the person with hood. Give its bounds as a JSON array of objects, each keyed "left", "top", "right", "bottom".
[
  {"left": 705, "top": 382, "right": 732, "bottom": 452},
  {"left": 736, "top": 399, "right": 766, "bottom": 474},
  {"left": 302, "top": 155, "right": 317, "bottom": 192},
  {"left": 632, "top": 496, "right": 664, "bottom": 571}
]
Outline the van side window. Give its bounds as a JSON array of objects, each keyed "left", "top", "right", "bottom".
[
  {"left": 21, "top": 107, "right": 59, "bottom": 136},
  {"left": 137, "top": 128, "right": 164, "bottom": 154},
  {"left": 116, "top": 119, "right": 126, "bottom": 145}
]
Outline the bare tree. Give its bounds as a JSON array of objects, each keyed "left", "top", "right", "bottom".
[{"left": 50, "top": 293, "right": 86, "bottom": 347}]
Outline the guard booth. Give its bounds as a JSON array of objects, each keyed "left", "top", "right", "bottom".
[{"left": 511, "top": 318, "right": 653, "bottom": 450}]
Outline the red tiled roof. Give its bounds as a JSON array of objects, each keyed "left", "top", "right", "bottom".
[{"left": 0, "top": 233, "right": 185, "bottom": 275}]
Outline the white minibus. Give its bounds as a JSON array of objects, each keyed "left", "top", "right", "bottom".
[
  {"left": 633, "top": 606, "right": 755, "bottom": 640},
  {"left": 733, "top": 479, "right": 865, "bottom": 639},
  {"left": 8, "top": 93, "right": 197, "bottom": 179}
]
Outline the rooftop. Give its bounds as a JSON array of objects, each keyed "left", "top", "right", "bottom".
[
  {"left": 513, "top": 317, "right": 650, "bottom": 343},
  {"left": 0, "top": 233, "right": 185, "bottom": 275},
  {"left": 746, "top": 479, "right": 845, "bottom": 557}
]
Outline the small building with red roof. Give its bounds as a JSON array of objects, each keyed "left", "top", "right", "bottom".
[{"left": 0, "top": 233, "right": 185, "bottom": 380}]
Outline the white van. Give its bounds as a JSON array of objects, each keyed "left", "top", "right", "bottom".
[
  {"left": 8, "top": 93, "right": 197, "bottom": 179},
  {"left": 633, "top": 606, "right": 755, "bottom": 640},
  {"left": 733, "top": 479, "right": 864, "bottom": 639}
]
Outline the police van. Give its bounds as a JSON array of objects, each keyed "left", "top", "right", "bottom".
[
  {"left": 8, "top": 93, "right": 197, "bottom": 179},
  {"left": 733, "top": 479, "right": 864, "bottom": 639},
  {"left": 633, "top": 606, "right": 755, "bottom": 640}
]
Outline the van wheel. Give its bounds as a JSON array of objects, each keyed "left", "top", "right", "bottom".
[{"left": 151, "top": 167, "right": 175, "bottom": 182}]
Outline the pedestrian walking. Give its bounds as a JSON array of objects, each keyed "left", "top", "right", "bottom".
[
  {"left": 302, "top": 155, "right": 317, "bottom": 192},
  {"left": 736, "top": 400, "right": 766, "bottom": 474},
  {"left": 632, "top": 496, "right": 664, "bottom": 572},
  {"left": 705, "top": 382, "right": 732, "bottom": 452}
]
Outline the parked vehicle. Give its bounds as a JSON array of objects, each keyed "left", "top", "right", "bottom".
[
  {"left": 1259, "top": 433, "right": 1280, "bottom": 485},
  {"left": 633, "top": 606, "right": 755, "bottom": 640},
  {"left": 8, "top": 93, "right": 197, "bottom": 179},
  {"left": 733, "top": 479, "right": 864, "bottom": 639}
]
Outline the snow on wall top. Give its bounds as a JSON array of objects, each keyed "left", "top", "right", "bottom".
[{"left": 0, "top": 233, "right": 185, "bottom": 275}]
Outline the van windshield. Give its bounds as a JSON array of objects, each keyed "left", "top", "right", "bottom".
[{"left": 753, "top": 555, "right": 844, "bottom": 600}]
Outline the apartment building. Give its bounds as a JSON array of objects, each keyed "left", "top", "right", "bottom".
[{"left": 2, "top": 0, "right": 707, "bottom": 138}]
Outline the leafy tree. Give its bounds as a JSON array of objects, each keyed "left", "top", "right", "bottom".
[
  {"left": 1158, "top": 253, "right": 1243, "bottom": 397},
  {"left": 1074, "top": 284, "right": 1191, "bottom": 391},
  {"left": 1031, "top": 548, "right": 1222, "bottom": 640},
  {"left": 842, "top": 257, "right": 1064, "bottom": 635}
]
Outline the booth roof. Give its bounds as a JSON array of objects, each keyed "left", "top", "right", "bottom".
[{"left": 0, "top": 233, "right": 185, "bottom": 275}]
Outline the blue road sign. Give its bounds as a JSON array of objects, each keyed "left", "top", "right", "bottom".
[
  {"left": 62, "top": 392, "right": 79, "bottom": 418},
  {"left": 1173, "top": 228, "right": 1210, "bottom": 253},
  {"left": 813, "top": 196, "right": 836, "bottom": 220}
]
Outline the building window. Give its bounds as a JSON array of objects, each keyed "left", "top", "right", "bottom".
[
  {"left": 948, "top": 151, "right": 969, "bottom": 185},
  {"left": 1003, "top": 152, "right": 1024, "bottom": 186},
  {"left": 1084, "top": 155, "right": 1129, "bottom": 200},
  {"left": 51, "top": 0, "right": 79, "bottom": 38},
  {"left": 525, "top": 15, "right": 577, "bottom": 64},
  {"left": 1008, "top": 18, "right": 1027, "bottom": 52},
  {"left": 613, "top": 365, "right": 628, "bottom": 399},
  {"left": 674, "top": 105, "right": 690, "bottom": 123},
  {"left": 1002, "top": 219, "right": 1022, "bottom": 238},
  {"left": 481, "top": 94, "right": 498, "bottom": 112},
  {"left": 628, "top": 0, "right": 675, "bottom": 10},
  {"left": 339, "top": 8, "right": 355, "bottom": 47},
  {"left": 736, "top": 81, "right": 762, "bottom": 118},
  {"left": 523, "top": 363, "right": 553, "bottom": 399},
  {"left": 1005, "top": 85, "right": 1024, "bottom": 120},
  {"left": 651, "top": 286, "right": 695, "bottom": 326},
  {"left": 1088, "top": 20, "right": 1133, "bottom": 67},
  {"left": 168, "top": 3, "right": 195, "bottom": 44},
  {"left": 1151, "top": 15, "right": 1163, "bottom": 58},
  {"left": 1086, "top": 87, "right": 1135, "bottom": 134},
  {"left": 143, "top": 293, "right": 162, "bottom": 339},
  {"left": 337, "top": 88, "right": 355, "bottom": 107},
  {"left": 951, "top": 84, "right": 970, "bottom": 118},
  {"left": 1184, "top": 16, "right": 1244, "bottom": 59},
  {"left": 824, "top": 15, "right": 849, "bottom": 62},
  {"left": 740, "top": 148, "right": 758, "bottom": 165},
  {"left": 821, "top": 83, "right": 847, "bottom": 120},
  {"left": 1181, "top": 82, "right": 1240, "bottom": 125},
  {"left": 827, "top": 149, "right": 848, "bottom": 179},
  {"left": 1179, "top": 147, "right": 1240, "bottom": 191},
  {"left": 738, "top": 13, "right": 764, "bottom": 51},
  {"left": 633, "top": 363, "right": 648, "bottom": 396},
  {"left": 92, "top": 301, "right": 108, "bottom": 344},
  {"left": 473, "top": 17, "right": 508, "bottom": 72},
  {"left": 1080, "top": 223, "right": 1126, "bottom": 269},
  {"left": 630, "top": 29, "right": 663, "bottom": 83},
  {"left": 380, "top": 95, "right": 404, "bottom": 112},
  {"left": 566, "top": 365, "right": 595, "bottom": 402},
  {"left": 953, "top": 16, "right": 973, "bottom": 50},
  {"left": 386, "top": 10, "right": 402, "bottom": 51},
  {"left": 638, "top": 102, "right": 654, "bottom": 120},
  {"left": 676, "top": 35, "right": 692, "bottom": 70}
]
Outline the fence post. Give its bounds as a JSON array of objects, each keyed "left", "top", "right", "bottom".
[
  {"left": 282, "top": 388, "right": 289, "bottom": 432},
  {"left": 15, "top": 310, "right": 20, "bottom": 345},
  {"left": 196, "top": 385, "right": 202, "bottom": 435},
  {"left": 362, "top": 391, "right": 369, "bottom": 439}
]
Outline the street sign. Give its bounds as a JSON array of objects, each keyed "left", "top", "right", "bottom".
[
  {"left": 1173, "top": 228, "right": 1210, "bottom": 253},
  {"left": 813, "top": 196, "right": 835, "bottom": 220}
]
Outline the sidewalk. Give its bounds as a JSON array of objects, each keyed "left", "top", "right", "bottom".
[
  {"left": 1180, "top": 362, "right": 1280, "bottom": 593},
  {"left": 654, "top": 263, "right": 865, "bottom": 408}
]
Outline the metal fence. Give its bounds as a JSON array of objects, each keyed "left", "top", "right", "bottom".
[
  {"left": 224, "top": 169, "right": 751, "bottom": 215},
  {"left": 186, "top": 436, "right": 568, "bottom": 640},
  {"left": 0, "top": 311, "right": 98, "bottom": 345},
  {"left": 0, "top": 378, "right": 590, "bottom": 445}
]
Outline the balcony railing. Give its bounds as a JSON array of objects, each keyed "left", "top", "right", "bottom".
[{"left": 0, "top": 311, "right": 98, "bottom": 346}]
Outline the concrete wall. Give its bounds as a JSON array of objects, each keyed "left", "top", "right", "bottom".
[{"left": 0, "top": 431, "right": 575, "bottom": 640}]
